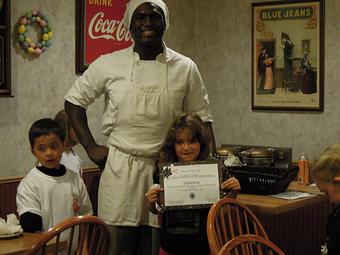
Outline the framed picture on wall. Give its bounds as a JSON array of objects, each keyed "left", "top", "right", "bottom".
[
  {"left": 75, "top": 0, "right": 132, "bottom": 73},
  {"left": 251, "top": 0, "right": 324, "bottom": 111},
  {"left": 0, "top": 0, "right": 11, "bottom": 97}
]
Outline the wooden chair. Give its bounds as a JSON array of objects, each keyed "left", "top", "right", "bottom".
[
  {"left": 25, "top": 215, "right": 111, "bottom": 255},
  {"left": 217, "top": 234, "right": 285, "bottom": 255},
  {"left": 207, "top": 198, "right": 269, "bottom": 255}
]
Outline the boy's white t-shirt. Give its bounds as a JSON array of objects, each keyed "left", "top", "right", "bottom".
[
  {"left": 60, "top": 151, "right": 82, "bottom": 175},
  {"left": 16, "top": 167, "right": 93, "bottom": 231}
]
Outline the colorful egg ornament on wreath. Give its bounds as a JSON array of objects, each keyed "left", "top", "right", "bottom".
[{"left": 17, "top": 10, "right": 53, "bottom": 57}]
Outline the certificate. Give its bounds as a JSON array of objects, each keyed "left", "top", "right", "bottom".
[{"left": 160, "top": 161, "right": 222, "bottom": 210}]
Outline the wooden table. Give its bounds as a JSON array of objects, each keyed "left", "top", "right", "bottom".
[
  {"left": 0, "top": 232, "right": 67, "bottom": 255},
  {"left": 0, "top": 232, "right": 42, "bottom": 255},
  {"left": 237, "top": 182, "right": 331, "bottom": 255}
]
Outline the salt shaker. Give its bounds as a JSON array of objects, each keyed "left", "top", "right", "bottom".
[{"left": 298, "top": 154, "right": 310, "bottom": 184}]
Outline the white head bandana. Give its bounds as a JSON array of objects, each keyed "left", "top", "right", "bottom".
[{"left": 122, "top": 0, "right": 170, "bottom": 31}]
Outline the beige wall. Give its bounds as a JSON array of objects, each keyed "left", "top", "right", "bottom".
[{"left": 1, "top": 0, "right": 340, "bottom": 176}]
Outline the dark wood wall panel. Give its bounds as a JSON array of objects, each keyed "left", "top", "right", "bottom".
[
  {"left": 255, "top": 199, "right": 331, "bottom": 255},
  {"left": 0, "top": 179, "right": 20, "bottom": 219}
]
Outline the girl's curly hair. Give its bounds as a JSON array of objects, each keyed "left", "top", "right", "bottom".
[{"left": 158, "top": 113, "right": 211, "bottom": 165}]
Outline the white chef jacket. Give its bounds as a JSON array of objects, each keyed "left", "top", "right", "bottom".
[{"left": 65, "top": 44, "right": 213, "bottom": 227}]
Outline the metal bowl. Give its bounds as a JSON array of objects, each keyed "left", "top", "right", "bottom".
[
  {"left": 241, "top": 148, "right": 276, "bottom": 167},
  {"left": 216, "top": 146, "right": 240, "bottom": 157},
  {"left": 242, "top": 148, "right": 275, "bottom": 158}
]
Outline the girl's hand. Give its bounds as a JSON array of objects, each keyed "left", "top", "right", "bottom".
[
  {"left": 72, "top": 197, "right": 80, "bottom": 214},
  {"left": 221, "top": 177, "right": 241, "bottom": 191},
  {"left": 145, "top": 187, "right": 163, "bottom": 204}
]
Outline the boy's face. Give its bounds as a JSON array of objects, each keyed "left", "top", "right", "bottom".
[
  {"left": 175, "top": 128, "right": 200, "bottom": 163},
  {"left": 315, "top": 177, "right": 340, "bottom": 204},
  {"left": 31, "top": 133, "right": 65, "bottom": 169}
]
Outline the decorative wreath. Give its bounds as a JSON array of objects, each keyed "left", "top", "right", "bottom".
[{"left": 17, "top": 10, "right": 53, "bottom": 57}]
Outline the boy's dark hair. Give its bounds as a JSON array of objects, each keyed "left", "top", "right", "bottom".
[
  {"left": 158, "top": 113, "right": 211, "bottom": 165},
  {"left": 28, "top": 118, "right": 65, "bottom": 147}
]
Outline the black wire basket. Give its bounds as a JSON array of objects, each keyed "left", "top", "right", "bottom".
[{"left": 227, "top": 163, "right": 299, "bottom": 195}]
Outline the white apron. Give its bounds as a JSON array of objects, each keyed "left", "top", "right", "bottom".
[{"left": 98, "top": 55, "right": 174, "bottom": 226}]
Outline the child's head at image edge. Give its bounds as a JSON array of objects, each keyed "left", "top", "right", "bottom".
[
  {"left": 313, "top": 144, "right": 340, "bottom": 203},
  {"left": 159, "top": 113, "right": 211, "bottom": 164},
  {"left": 29, "top": 118, "right": 65, "bottom": 169}
]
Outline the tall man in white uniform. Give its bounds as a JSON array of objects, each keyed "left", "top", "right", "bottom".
[{"left": 64, "top": 0, "right": 214, "bottom": 254}]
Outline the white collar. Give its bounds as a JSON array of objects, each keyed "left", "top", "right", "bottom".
[{"left": 128, "top": 42, "right": 168, "bottom": 62}]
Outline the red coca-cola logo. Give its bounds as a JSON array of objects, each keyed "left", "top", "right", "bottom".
[
  {"left": 88, "top": 12, "right": 131, "bottom": 42},
  {"left": 84, "top": 0, "right": 133, "bottom": 65}
]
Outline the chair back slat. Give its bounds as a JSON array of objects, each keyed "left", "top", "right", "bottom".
[
  {"left": 78, "top": 224, "right": 87, "bottom": 252},
  {"left": 88, "top": 224, "right": 98, "bottom": 252},
  {"left": 215, "top": 217, "right": 224, "bottom": 249},
  {"left": 67, "top": 226, "right": 75, "bottom": 255},
  {"left": 235, "top": 207, "right": 243, "bottom": 236},
  {"left": 219, "top": 207, "right": 228, "bottom": 245},
  {"left": 226, "top": 205, "right": 236, "bottom": 239},
  {"left": 41, "top": 244, "right": 46, "bottom": 254},
  {"left": 54, "top": 234, "right": 61, "bottom": 254},
  {"left": 241, "top": 210, "right": 249, "bottom": 235}
]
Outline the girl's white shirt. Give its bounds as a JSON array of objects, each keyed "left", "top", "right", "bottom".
[{"left": 60, "top": 151, "right": 82, "bottom": 176}]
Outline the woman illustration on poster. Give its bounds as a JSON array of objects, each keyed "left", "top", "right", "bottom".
[
  {"left": 280, "top": 32, "right": 294, "bottom": 83},
  {"left": 257, "top": 47, "right": 267, "bottom": 92},
  {"left": 257, "top": 42, "right": 275, "bottom": 94},
  {"left": 301, "top": 50, "right": 317, "bottom": 94},
  {"left": 263, "top": 54, "right": 276, "bottom": 94}
]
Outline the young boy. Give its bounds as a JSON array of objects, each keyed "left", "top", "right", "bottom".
[
  {"left": 16, "top": 118, "right": 93, "bottom": 232},
  {"left": 312, "top": 144, "right": 340, "bottom": 255}
]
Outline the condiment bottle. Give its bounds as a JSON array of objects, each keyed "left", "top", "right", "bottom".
[{"left": 298, "top": 154, "right": 310, "bottom": 184}]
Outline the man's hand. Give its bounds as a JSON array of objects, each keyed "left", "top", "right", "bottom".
[
  {"left": 64, "top": 101, "right": 109, "bottom": 169},
  {"left": 86, "top": 145, "right": 109, "bottom": 170}
]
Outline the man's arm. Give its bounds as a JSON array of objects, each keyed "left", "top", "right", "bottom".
[
  {"left": 64, "top": 100, "right": 108, "bottom": 169},
  {"left": 205, "top": 122, "right": 216, "bottom": 156}
]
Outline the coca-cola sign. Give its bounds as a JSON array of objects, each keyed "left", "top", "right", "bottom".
[{"left": 76, "top": 0, "right": 133, "bottom": 73}]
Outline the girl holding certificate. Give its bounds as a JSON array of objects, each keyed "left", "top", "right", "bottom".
[{"left": 146, "top": 113, "right": 240, "bottom": 255}]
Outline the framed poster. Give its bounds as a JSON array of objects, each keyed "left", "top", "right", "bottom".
[
  {"left": 76, "top": 0, "right": 133, "bottom": 73},
  {"left": 252, "top": 0, "right": 324, "bottom": 111}
]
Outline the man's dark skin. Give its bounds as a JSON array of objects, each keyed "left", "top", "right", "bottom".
[{"left": 64, "top": 3, "right": 215, "bottom": 170}]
